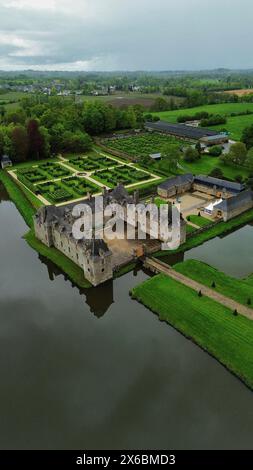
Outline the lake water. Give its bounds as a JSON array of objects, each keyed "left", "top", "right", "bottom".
[
  {"left": 1, "top": 182, "right": 253, "bottom": 450},
  {"left": 162, "top": 224, "right": 253, "bottom": 278}
]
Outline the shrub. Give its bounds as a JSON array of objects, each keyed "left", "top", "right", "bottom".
[{"left": 208, "top": 145, "right": 223, "bottom": 157}]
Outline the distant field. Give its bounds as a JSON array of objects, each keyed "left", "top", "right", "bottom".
[
  {"left": 152, "top": 103, "right": 253, "bottom": 140},
  {"left": 77, "top": 92, "right": 183, "bottom": 110},
  {"left": 131, "top": 273, "right": 253, "bottom": 390},
  {"left": 0, "top": 91, "right": 30, "bottom": 111},
  {"left": 223, "top": 89, "right": 253, "bottom": 96}
]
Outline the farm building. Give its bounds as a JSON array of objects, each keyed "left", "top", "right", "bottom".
[
  {"left": 145, "top": 120, "right": 225, "bottom": 141},
  {"left": 158, "top": 174, "right": 245, "bottom": 199},
  {"left": 149, "top": 153, "right": 162, "bottom": 161},
  {"left": 199, "top": 134, "right": 229, "bottom": 146},
  {"left": 213, "top": 190, "right": 253, "bottom": 222},
  {"left": 157, "top": 174, "right": 250, "bottom": 222},
  {"left": 1, "top": 155, "right": 12, "bottom": 170},
  {"left": 158, "top": 174, "right": 194, "bottom": 198}
]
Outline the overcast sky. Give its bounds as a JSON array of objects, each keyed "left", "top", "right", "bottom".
[{"left": 0, "top": 0, "right": 251, "bottom": 71}]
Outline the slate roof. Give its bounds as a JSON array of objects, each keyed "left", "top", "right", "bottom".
[
  {"left": 194, "top": 175, "right": 245, "bottom": 193},
  {"left": 215, "top": 190, "right": 253, "bottom": 212},
  {"left": 158, "top": 174, "right": 194, "bottom": 191},
  {"left": 1, "top": 154, "right": 11, "bottom": 162},
  {"left": 145, "top": 120, "right": 222, "bottom": 140},
  {"left": 200, "top": 134, "right": 228, "bottom": 142}
]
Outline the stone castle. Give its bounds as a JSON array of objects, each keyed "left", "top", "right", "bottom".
[{"left": 34, "top": 184, "right": 186, "bottom": 287}]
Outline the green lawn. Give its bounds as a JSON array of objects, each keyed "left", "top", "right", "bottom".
[
  {"left": 186, "top": 214, "right": 211, "bottom": 227},
  {"left": 152, "top": 103, "right": 253, "bottom": 141},
  {"left": 132, "top": 273, "right": 253, "bottom": 389},
  {"left": 181, "top": 155, "right": 250, "bottom": 180},
  {"left": 174, "top": 259, "right": 253, "bottom": 307},
  {"left": 152, "top": 102, "right": 253, "bottom": 123},
  {"left": 208, "top": 114, "right": 253, "bottom": 141},
  {"left": 186, "top": 224, "right": 197, "bottom": 234}
]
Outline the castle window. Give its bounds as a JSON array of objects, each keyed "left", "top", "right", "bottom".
[{"left": 102, "top": 268, "right": 105, "bottom": 273}]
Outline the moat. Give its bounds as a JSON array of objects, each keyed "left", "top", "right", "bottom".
[{"left": 1, "top": 182, "right": 253, "bottom": 450}]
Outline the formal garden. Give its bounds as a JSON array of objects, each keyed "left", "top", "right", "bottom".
[
  {"left": 9, "top": 150, "right": 161, "bottom": 205},
  {"left": 91, "top": 164, "right": 156, "bottom": 188},
  {"left": 66, "top": 153, "right": 121, "bottom": 172},
  {"left": 102, "top": 133, "right": 182, "bottom": 158}
]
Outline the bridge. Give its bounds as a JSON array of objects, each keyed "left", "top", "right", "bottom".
[{"left": 142, "top": 256, "right": 253, "bottom": 320}]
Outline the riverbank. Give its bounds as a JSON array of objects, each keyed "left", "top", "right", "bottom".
[
  {"left": 131, "top": 273, "right": 253, "bottom": 390},
  {"left": 155, "top": 208, "right": 253, "bottom": 258}
]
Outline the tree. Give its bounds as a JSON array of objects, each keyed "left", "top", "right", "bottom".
[
  {"left": 195, "top": 141, "right": 202, "bottom": 155},
  {"left": 209, "top": 168, "right": 224, "bottom": 179},
  {"left": 208, "top": 145, "right": 223, "bottom": 157},
  {"left": 221, "top": 142, "right": 247, "bottom": 166},
  {"left": 242, "top": 124, "right": 253, "bottom": 149},
  {"left": 160, "top": 145, "right": 180, "bottom": 172},
  {"left": 11, "top": 126, "right": 28, "bottom": 162},
  {"left": 246, "top": 147, "right": 253, "bottom": 172},
  {"left": 184, "top": 146, "right": 199, "bottom": 162},
  {"left": 27, "top": 119, "right": 48, "bottom": 160}
]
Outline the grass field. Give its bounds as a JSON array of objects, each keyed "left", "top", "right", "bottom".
[
  {"left": 131, "top": 273, "right": 253, "bottom": 389},
  {"left": 0, "top": 91, "right": 29, "bottom": 110},
  {"left": 152, "top": 103, "right": 253, "bottom": 141},
  {"left": 208, "top": 114, "right": 253, "bottom": 141},
  {"left": 174, "top": 259, "right": 253, "bottom": 307},
  {"left": 186, "top": 214, "right": 211, "bottom": 227},
  {"left": 181, "top": 155, "right": 250, "bottom": 180}
]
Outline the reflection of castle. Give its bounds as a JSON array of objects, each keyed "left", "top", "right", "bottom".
[
  {"left": 34, "top": 184, "right": 186, "bottom": 287},
  {"left": 39, "top": 254, "right": 114, "bottom": 317}
]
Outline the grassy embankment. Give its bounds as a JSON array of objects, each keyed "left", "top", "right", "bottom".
[
  {"left": 155, "top": 207, "right": 253, "bottom": 258},
  {"left": 174, "top": 259, "right": 253, "bottom": 307},
  {"left": 0, "top": 170, "right": 91, "bottom": 289},
  {"left": 131, "top": 273, "right": 253, "bottom": 389}
]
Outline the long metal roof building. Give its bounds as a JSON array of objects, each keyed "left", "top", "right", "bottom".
[{"left": 145, "top": 120, "right": 225, "bottom": 140}]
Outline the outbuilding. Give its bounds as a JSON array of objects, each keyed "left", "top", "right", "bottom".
[{"left": 1, "top": 155, "right": 12, "bottom": 170}]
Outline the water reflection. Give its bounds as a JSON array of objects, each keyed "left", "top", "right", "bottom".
[
  {"left": 38, "top": 253, "right": 115, "bottom": 318},
  {"left": 2, "top": 181, "right": 253, "bottom": 450},
  {"left": 162, "top": 224, "right": 253, "bottom": 278}
]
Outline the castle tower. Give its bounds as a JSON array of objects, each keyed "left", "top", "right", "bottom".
[{"left": 83, "top": 239, "right": 113, "bottom": 286}]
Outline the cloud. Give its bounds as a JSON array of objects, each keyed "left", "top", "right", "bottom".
[{"left": 0, "top": 0, "right": 252, "bottom": 70}]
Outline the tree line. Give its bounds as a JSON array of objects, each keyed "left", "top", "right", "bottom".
[{"left": 0, "top": 96, "right": 144, "bottom": 163}]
